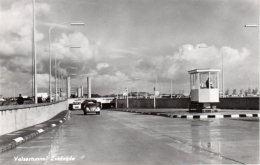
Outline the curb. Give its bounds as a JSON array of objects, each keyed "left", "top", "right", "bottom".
[
  {"left": 111, "top": 109, "right": 260, "bottom": 119},
  {"left": 0, "top": 110, "right": 71, "bottom": 154}
]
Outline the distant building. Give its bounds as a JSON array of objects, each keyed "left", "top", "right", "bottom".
[{"left": 37, "top": 93, "right": 48, "bottom": 100}]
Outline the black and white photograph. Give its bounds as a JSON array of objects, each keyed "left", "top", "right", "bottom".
[{"left": 0, "top": 0, "right": 259, "bottom": 164}]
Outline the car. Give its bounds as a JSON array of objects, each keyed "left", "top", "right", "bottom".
[
  {"left": 69, "top": 99, "right": 83, "bottom": 110},
  {"left": 81, "top": 99, "right": 101, "bottom": 115}
]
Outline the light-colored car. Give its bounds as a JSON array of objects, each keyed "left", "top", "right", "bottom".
[
  {"left": 81, "top": 99, "right": 101, "bottom": 115},
  {"left": 69, "top": 99, "right": 83, "bottom": 110}
]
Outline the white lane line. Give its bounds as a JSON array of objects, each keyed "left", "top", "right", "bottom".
[
  {"left": 51, "top": 124, "right": 56, "bottom": 127},
  {"left": 215, "top": 115, "right": 224, "bottom": 119},
  {"left": 37, "top": 129, "right": 44, "bottom": 133},
  {"left": 246, "top": 114, "right": 253, "bottom": 117},
  {"left": 231, "top": 114, "right": 239, "bottom": 118},
  {"left": 13, "top": 137, "right": 24, "bottom": 143},
  {"left": 59, "top": 120, "right": 63, "bottom": 123},
  {"left": 200, "top": 115, "right": 207, "bottom": 119}
]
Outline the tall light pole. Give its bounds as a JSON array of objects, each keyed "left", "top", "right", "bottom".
[
  {"left": 245, "top": 23, "right": 259, "bottom": 98},
  {"left": 170, "top": 79, "right": 173, "bottom": 99},
  {"left": 32, "top": 0, "right": 37, "bottom": 104},
  {"left": 116, "top": 87, "right": 119, "bottom": 108},
  {"left": 154, "top": 76, "right": 158, "bottom": 109},
  {"left": 126, "top": 87, "right": 129, "bottom": 108},
  {"left": 221, "top": 50, "right": 224, "bottom": 97},
  {"left": 198, "top": 45, "right": 225, "bottom": 97},
  {"left": 49, "top": 23, "right": 85, "bottom": 102},
  {"left": 48, "top": 26, "right": 53, "bottom": 102}
]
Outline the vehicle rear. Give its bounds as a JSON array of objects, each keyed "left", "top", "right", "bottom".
[{"left": 81, "top": 99, "right": 101, "bottom": 115}]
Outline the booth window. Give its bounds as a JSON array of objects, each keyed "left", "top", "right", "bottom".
[
  {"left": 200, "top": 72, "right": 209, "bottom": 89},
  {"left": 210, "top": 72, "right": 218, "bottom": 89},
  {"left": 199, "top": 72, "right": 218, "bottom": 89},
  {"left": 190, "top": 74, "right": 198, "bottom": 89}
]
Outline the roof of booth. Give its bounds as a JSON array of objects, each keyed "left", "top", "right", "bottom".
[{"left": 188, "top": 69, "right": 221, "bottom": 74}]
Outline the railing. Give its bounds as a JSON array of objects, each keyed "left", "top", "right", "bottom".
[{"left": 0, "top": 100, "right": 67, "bottom": 111}]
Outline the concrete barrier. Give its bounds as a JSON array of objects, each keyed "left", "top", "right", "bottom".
[
  {"left": 116, "top": 97, "right": 259, "bottom": 110},
  {"left": 218, "top": 97, "right": 259, "bottom": 110},
  {"left": 0, "top": 101, "right": 67, "bottom": 136}
]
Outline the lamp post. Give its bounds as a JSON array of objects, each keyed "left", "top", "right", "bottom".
[
  {"left": 170, "top": 79, "right": 173, "bottom": 99},
  {"left": 116, "top": 87, "right": 119, "bottom": 108},
  {"left": 126, "top": 87, "right": 129, "bottom": 108},
  {"left": 221, "top": 50, "right": 224, "bottom": 97},
  {"left": 32, "top": 0, "right": 37, "bottom": 104},
  {"left": 198, "top": 45, "right": 225, "bottom": 97},
  {"left": 48, "top": 23, "right": 84, "bottom": 102},
  {"left": 153, "top": 76, "right": 158, "bottom": 109},
  {"left": 245, "top": 23, "right": 259, "bottom": 98}
]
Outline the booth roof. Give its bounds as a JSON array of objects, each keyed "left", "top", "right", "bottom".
[{"left": 188, "top": 69, "right": 221, "bottom": 74}]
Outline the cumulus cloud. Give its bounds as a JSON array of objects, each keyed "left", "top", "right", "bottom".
[
  {"left": 134, "top": 44, "right": 255, "bottom": 92},
  {"left": 0, "top": 1, "right": 50, "bottom": 96},
  {"left": 96, "top": 63, "right": 109, "bottom": 70},
  {"left": 0, "top": 1, "right": 49, "bottom": 56}
]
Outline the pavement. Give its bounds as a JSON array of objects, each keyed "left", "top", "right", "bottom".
[
  {"left": 0, "top": 110, "right": 70, "bottom": 153},
  {"left": 111, "top": 108, "right": 260, "bottom": 119},
  {"left": 0, "top": 110, "right": 259, "bottom": 165}
]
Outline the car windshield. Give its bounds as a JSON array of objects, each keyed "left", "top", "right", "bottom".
[{"left": 85, "top": 100, "right": 96, "bottom": 104}]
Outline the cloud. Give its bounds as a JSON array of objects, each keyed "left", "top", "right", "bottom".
[
  {"left": 96, "top": 63, "right": 109, "bottom": 70},
  {"left": 0, "top": 1, "right": 49, "bottom": 56},
  {"left": 0, "top": 0, "right": 258, "bottom": 96},
  {"left": 52, "top": 32, "right": 94, "bottom": 61},
  {"left": 134, "top": 44, "right": 256, "bottom": 92},
  {"left": 0, "top": 1, "right": 51, "bottom": 96}
]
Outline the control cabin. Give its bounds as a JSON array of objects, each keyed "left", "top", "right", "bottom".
[{"left": 188, "top": 69, "right": 220, "bottom": 112}]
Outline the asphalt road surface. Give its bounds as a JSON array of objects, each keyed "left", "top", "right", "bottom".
[{"left": 0, "top": 110, "right": 259, "bottom": 165}]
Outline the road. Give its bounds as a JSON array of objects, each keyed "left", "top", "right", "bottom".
[{"left": 0, "top": 110, "right": 259, "bottom": 165}]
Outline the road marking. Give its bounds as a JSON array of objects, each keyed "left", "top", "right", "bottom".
[
  {"left": 231, "top": 114, "right": 239, "bottom": 118},
  {"left": 215, "top": 115, "right": 224, "bottom": 119},
  {"left": 186, "top": 115, "right": 193, "bottom": 119},
  {"left": 59, "top": 120, "right": 63, "bottom": 123},
  {"left": 13, "top": 137, "right": 24, "bottom": 143},
  {"left": 207, "top": 115, "right": 216, "bottom": 118},
  {"left": 246, "top": 114, "right": 253, "bottom": 117},
  {"left": 37, "top": 129, "right": 44, "bottom": 133},
  {"left": 200, "top": 115, "right": 207, "bottom": 119},
  {"left": 51, "top": 124, "right": 56, "bottom": 127}
]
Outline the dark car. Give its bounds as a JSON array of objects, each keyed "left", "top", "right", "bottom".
[{"left": 81, "top": 99, "right": 101, "bottom": 115}]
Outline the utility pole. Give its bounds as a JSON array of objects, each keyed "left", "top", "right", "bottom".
[{"left": 32, "top": 0, "right": 37, "bottom": 104}]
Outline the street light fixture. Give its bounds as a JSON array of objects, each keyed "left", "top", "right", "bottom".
[
  {"left": 244, "top": 25, "right": 258, "bottom": 27},
  {"left": 70, "top": 23, "right": 85, "bottom": 26}
]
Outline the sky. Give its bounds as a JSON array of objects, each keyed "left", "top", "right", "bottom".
[{"left": 0, "top": 0, "right": 259, "bottom": 96}]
